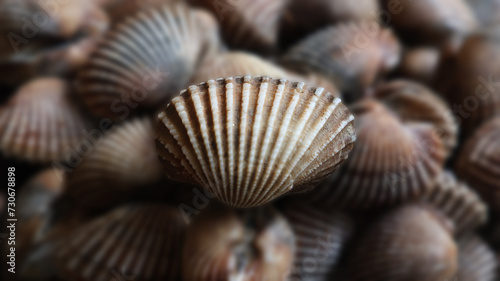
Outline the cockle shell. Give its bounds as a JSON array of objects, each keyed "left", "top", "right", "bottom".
[
  {"left": 282, "top": 201, "right": 354, "bottom": 281},
  {"left": 97, "top": 0, "right": 181, "bottom": 24},
  {"left": 420, "top": 171, "right": 487, "bottom": 234},
  {"left": 183, "top": 205, "right": 295, "bottom": 281},
  {"left": 281, "top": 22, "right": 400, "bottom": 101},
  {"left": 466, "top": 0, "right": 500, "bottom": 27},
  {"left": 155, "top": 76, "right": 356, "bottom": 208},
  {"left": 375, "top": 80, "right": 458, "bottom": 157},
  {"left": 189, "top": 0, "right": 287, "bottom": 54},
  {"left": 307, "top": 99, "right": 445, "bottom": 209},
  {"left": 396, "top": 47, "right": 440, "bottom": 85},
  {"left": 344, "top": 205, "right": 458, "bottom": 281},
  {"left": 456, "top": 234, "right": 497, "bottom": 281},
  {"left": 78, "top": 3, "right": 211, "bottom": 120},
  {"left": 0, "top": 78, "right": 92, "bottom": 163},
  {"left": 55, "top": 204, "right": 186, "bottom": 281},
  {"left": 456, "top": 117, "right": 500, "bottom": 211},
  {"left": 64, "top": 118, "right": 164, "bottom": 211}
]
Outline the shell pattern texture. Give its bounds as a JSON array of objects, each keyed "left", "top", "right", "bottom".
[
  {"left": 456, "top": 234, "right": 498, "bottom": 281},
  {"left": 156, "top": 75, "right": 356, "bottom": 207}
]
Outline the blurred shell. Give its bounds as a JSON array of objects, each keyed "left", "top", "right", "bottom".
[
  {"left": 183, "top": 205, "right": 295, "bottom": 281},
  {"left": 380, "top": 0, "right": 477, "bottom": 47},
  {"left": 0, "top": 78, "right": 92, "bottom": 163},
  {"left": 279, "top": 0, "right": 381, "bottom": 46},
  {"left": 396, "top": 47, "right": 440, "bottom": 85},
  {"left": 64, "top": 118, "right": 164, "bottom": 211},
  {"left": 456, "top": 234, "right": 497, "bottom": 281},
  {"left": 281, "top": 22, "right": 400, "bottom": 101},
  {"left": 78, "top": 3, "right": 210, "bottom": 120},
  {"left": 376, "top": 80, "right": 458, "bottom": 157},
  {"left": 56, "top": 204, "right": 186, "bottom": 281},
  {"left": 189, "top": 0, "right": 287, "bottom": 54},
  {"left": 156, "top": 76, "right": 356, "bottom": 207},
  {"left": 188, "top": 51, "right": 290, "bottom": 85},
  {"left": 98, "top": 0, "right": 181, "bottom": 24},
  {"left": 307, "top": 99, "right": 445, "bottom": 209},
  {"left": 420, "top": 171, "right": 487, "bottom": 234},
  {"left": 456, "top": 117, "right": 500, "bottom": 211},
  {"left": 344, "top": 205, "right": 458, "bottom": 281},
  {"left": 466, "top": 0, "right": 500, "bottom": 27},
  {"left": 282, "top": 201, "right": 354, "bottom": 281}
]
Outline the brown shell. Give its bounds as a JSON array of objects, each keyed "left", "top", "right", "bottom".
[
  {"left": 282, "top": 201, "right": 354, "bottom": 281},
  {"left": 98, "top": 0, "right": 181, "bottom": 24},
  {"left": 77, "top": 3, "right": 211, "bottom": 120},
  {"left": 380, "top": 0, "right": 477, "bottom": 47},
  {"left": 307, "top": 99, "right": 445, "bottom": 209},
  {"left": 183, "top": 205, "right": 295, "bottom": 281},
  {"left": 188, "top": 0, "right": 287, "bottom": 54},
  {"left": 0, "top": 78, "right": 92, "bottom": 163},
  {"left": 55, "top": 204, "right": 186, "bottom": 281},
  {"left": 420, "top": 171, "right": 487, "bottom": 234},
  {"left": 156, "top": 76, "right": 355, "bottom": 207},
  {"left": 344, "top": 205, "right": 458, "bottom": 281},
  {"left": 456, "top": 234, "right": 498, "bottom": 281},
  {"left": 396, "top": 47, "right": 440, "bottom": 85},
  {"left": 64, "top": 118, "right": 164, "bottom": 211},
  {"left": 375, "top": 80, "right": 458, "bottom": 157},
  {"left": 281, "top": 22, "right": 400, "bottom": 101},
  {"left": 456, "top": 117, "right": 500, "bottom": 211}
]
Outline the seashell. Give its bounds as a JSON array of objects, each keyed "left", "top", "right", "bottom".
[
  {"left": 64, "top": 117, "right": 164, "bottom": 211},
  {"left": 279, "top": 0, "right": 381, "bottom": 47},
  {"left": 466, "top": 0, "right": 500, "bottom": 27},
  {"left": 188, "top": 0, "right": 287, "bottom": 54},
  {"left": 375, "top": 80, "right": 458, "bottom": 157},
  {"left": 98, "top": 0, "right": 182, "bottom": 24},
  {"left": 0, "top": 78, "right": 92, "bottom": 163},
  {"left": 78, "top": 3, "right": 212, "bottom": 121},
  {"left": 183, "top": 205, "right": 295, "bottom": 281},
  {"left": 380, "top": 0, "right": 477, "bottom": 47},
  {"left": 55, "top": 204, "right": 186, "bottom": 281},
  {"left": 156, "top": 75, "right": 356, "bottom": 208},
  {"left": 456, "top": 117, "right": 500, "bottom": 211},
  {"left": 281, "top": 22, "right": 401, "bottom": 101},
  {"left": 419, "top": 171, "right": 487, "bottom": 234},
  {"left": 307, "top": 99, "right": 445, "bottom": 209},
  {"left": 456, "top": 234, "right": 498, "bottom": 281},
  {"left": 282, "top": 201, "right": 354, "bottom": 281},
  {"left": 188, "top": 51, "right": 291, "bottom": 86},
  {"left": 396, "top": 47, "right": 440, "bottom": 85},
  {"left": 344, "top": 204, "right": 458, "bottom": 281}
]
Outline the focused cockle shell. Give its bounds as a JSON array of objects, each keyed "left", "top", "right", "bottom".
[
  {"left": 344, "top": 205, "right": 458, "bottom": 281},
  {"left": 456, "top": 117, "right": 500, "bottom": 211},
  {"left": 307, "top": 99, "right": 445, "bottom": 209},
  {"left": 183, "top": 205, "right": 295, "bottom": 281},
  {"left": 55, "top": 204, "right": 186, "bottom": 281},
  {"left": 188, "top": 0, "right": 287, "bottom": 54},
  {"left": 78, "top": 3, "right": 212, "bottom": 120},
  {"left": 0, "top": 78, "right": 92, "bottom": 163},
  {"left": 282, "top": 201, "right": 354, "bottom": 281},
  {"left": 420, "top": 171, "right": 487, "bottom": 234},
  {"left": 281, "top": 22, "right": 400, "bottom": 101},
  {"left": 64, "top": 118, "right": 164, "bottom": 211},
  {"left": 156, "top": 76, "right": 356, "bottom": 208},
  {"left": 375, "top": 80, "right": 458, "bottom": 157},
  {"left": 456, "top": 234, "right": 497, "bottom": 281}
]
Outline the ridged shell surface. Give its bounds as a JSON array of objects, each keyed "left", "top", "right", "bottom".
[
  {"left": 456, "top": 117, "right": 500, "bottom": 211},
  {"left": 156, "top": 76, "right": 356, "bottom": 208},
  {"left": 78, "top": 3, "right": 208, "bottom": 120},
  {"left": 456, "top": 234, "right": 497, "bottom": 281},
  {"left": 55, "top": 204, "right": 186, "bottom": 281},
  {"left": 344, "top": 205, "right": 458, "bottom": 281},
  {"left": 420, "top": 171, "right": 487, "bottom": 234},
  {"left": 0, "top": 78, "right": 91, "bottom": 163},
  {"left": 64, "top": 118, "right": 164, "bottom": 211},
  {"left": 282, "top": 202, "right": 354, "bottom": 281},
  {"left": 307, "top": 99, "right": 445, "bottom": 209}
]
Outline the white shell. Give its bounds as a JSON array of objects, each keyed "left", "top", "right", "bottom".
[{"left": 156, "top": 75, "right": 356, "bottom": 207}]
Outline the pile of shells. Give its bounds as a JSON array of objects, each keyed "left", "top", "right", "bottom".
[{"left": 1, "top": 1, "right": 500, "bottom": 281}]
